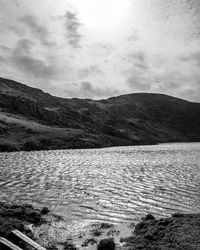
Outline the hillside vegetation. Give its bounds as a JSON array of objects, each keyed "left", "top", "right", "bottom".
[{"left": 0, "top": 77, "right": 200, "bottom": 152}]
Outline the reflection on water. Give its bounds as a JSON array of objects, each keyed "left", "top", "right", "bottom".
[{"left": 0, "top": 143, "right": 200, "bottom": 223}]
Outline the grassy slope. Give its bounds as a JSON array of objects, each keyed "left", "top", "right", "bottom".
[
  {"left": 0, "top": 111, "right": 85, "bottom": 151},
  {"left": 0, "top": 77, "right": 200, "bottom": 152}
]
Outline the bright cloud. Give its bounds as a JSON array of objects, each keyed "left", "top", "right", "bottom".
[{"left": 0, "top": 0, "right": 200, "bottom": 101}]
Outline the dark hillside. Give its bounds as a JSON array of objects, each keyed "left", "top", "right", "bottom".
[{"left": 0, "top": 77, "right": 200, "bottom": 152}]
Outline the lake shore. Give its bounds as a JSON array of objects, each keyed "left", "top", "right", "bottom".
[
  {"left": 1, "top": 202, "right": 200, "bottom": 250},
  {"left": 120, "top": 213, "right": 200, "bottom": 250}
]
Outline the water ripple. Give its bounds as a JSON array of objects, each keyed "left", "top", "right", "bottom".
[{"left": 0, "top": 143, "right": 200, "bottom": 223}]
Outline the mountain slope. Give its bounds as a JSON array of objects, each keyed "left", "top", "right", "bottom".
[{"left": 0, "top": 77, "right": 200, "bottom": 152}]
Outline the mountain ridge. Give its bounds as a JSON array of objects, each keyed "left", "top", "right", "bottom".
[
  {"left": 1, "top": 76, "right": 197, "bottom": 103},
  {"left": 0, "top": 77, "right": 200, "bottom": 152}
]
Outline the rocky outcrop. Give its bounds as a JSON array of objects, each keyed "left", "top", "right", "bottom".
[{"left": 97, "top": 238, "right": 115, "bottom": 250}]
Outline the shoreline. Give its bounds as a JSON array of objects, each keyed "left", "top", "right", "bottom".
[
  {"left": 1, "top": 141, "right": 199, "bottom": 153},
  {"left": 0, "top": 141, "right": 158, "bottom": 153},
  {"left": 1, "top": 202, "right": 200, "bottom": 250}
]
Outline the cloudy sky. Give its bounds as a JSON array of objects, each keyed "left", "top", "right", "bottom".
[{"left": 0, "top": 0, "right": 200, "bottom": 101}]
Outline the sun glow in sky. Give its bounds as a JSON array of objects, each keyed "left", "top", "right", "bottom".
[
  {"left": 74, "top": 0, "right": 131, "bottom": 32},
  {"left": 0, "top": 0, "right": 200, "bottom": 101}
]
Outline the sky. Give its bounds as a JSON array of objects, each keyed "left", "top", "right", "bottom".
[{"left": 0, "top": 0, "right": 200, "bottom": 101}]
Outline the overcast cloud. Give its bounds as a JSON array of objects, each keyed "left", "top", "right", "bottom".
[{"left": 0, "top": 0, "right": 200, "bottom": 101}]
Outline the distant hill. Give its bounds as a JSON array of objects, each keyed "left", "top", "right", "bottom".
[{"left": 0, "top": 77, "right": 200, "bottom": 152}]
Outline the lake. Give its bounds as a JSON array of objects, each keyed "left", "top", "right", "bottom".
[{"left": 0, "top": 143, "right": 200, "bottom": 224}]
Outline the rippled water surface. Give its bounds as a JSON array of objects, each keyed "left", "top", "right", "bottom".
[{"left": 0, "top": 143, "right": 200, "bottom": 223}]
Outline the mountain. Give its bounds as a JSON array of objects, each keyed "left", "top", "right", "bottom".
[{"left": 0, "top": 77, "right": 200, "bottom": 152}]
